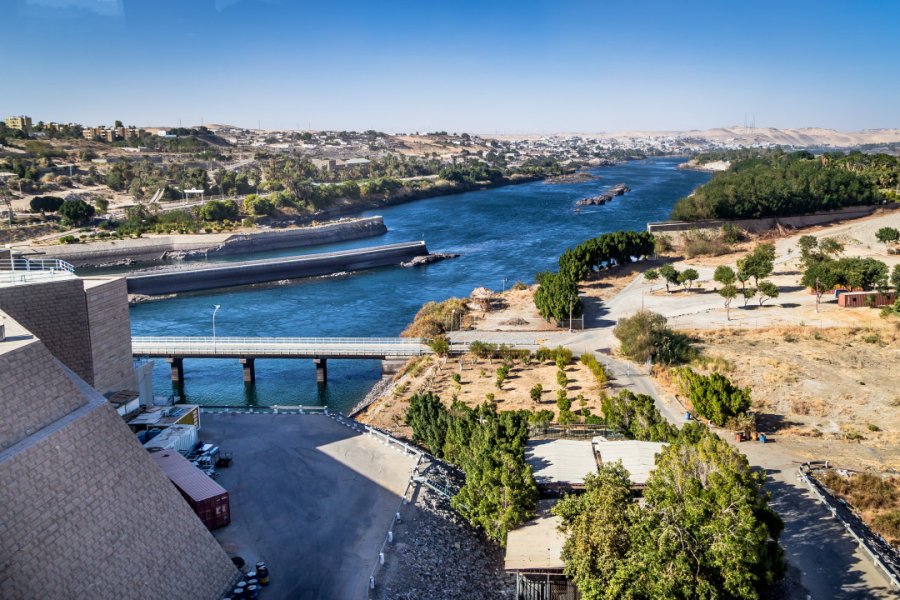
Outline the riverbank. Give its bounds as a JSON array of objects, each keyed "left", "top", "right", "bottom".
[{"left": 21, "top": 216, "right": 386, "bottom": 268}]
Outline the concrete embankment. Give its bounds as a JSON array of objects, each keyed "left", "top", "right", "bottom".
[
  {"left": 647, "top": 205, "right": 889, "bottom": 234},
  {"left": 24, "top": 217, "right": 387, "bottom": 268},
  {"left": 126, "top": 241, "right": 428, "bottom": 295}
]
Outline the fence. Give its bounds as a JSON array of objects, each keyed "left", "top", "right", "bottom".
[
  {"left": 0, "top": 258, "right": 76, "bottom": 285},
  {"left": 798, "top": 465, "right": 900, "bottom": 589},
  {"left": 528, "top": 423, "right": 625, "bottom": 441}
]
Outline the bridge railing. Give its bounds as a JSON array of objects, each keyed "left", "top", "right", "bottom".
[{"left": 131, "top": 336, "right": 426, "bottom": 346}]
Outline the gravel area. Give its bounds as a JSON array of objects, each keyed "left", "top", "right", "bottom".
[{"left": 373, "top": 462, "right": 515, "bottom": 599}]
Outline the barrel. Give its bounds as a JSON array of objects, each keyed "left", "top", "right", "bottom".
[
  {"left": 247, "top": 585, "right": 259, "bottom": 600},
  {"left": 684, "top": 411, "right": 691, "bottom": 421},
  {"left": 759, "top": 433, "right": 766, "bottom": 443},
  {"left": 256, "top": 562, "right": 269, "bottom": 585},
  {"left": 232, "top": 588, "right": 244, "bottom": 600},
  {"left": 245, "top": 571, "right": 257, "bottom": 581}
]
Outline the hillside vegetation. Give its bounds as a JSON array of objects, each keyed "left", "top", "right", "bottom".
[{"left": 672, "top": 150, "right": 898, "bottom": 221}]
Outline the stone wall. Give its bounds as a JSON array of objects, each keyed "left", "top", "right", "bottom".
[
  {"left": 0, "top": 277, "right": 136, "bottom": 395},
  {"left": 0, "top": 353, "right": 237, "bottom": 599},
  {"left": 0, "top": 278, "right": 94, "bottom": 384},
  {"left": 84, "top": 277, "right": 137, "bottom": 395},
  {"left": 0, "top": 339, "right": 86, "bottom": 452}
]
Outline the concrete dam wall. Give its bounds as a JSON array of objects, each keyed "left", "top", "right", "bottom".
[
  {"left": 126, "top": 241, "right": 428, "bottom": 295},
  {"left": 28, "top": 217, "right": 387, "bottom": 267}
]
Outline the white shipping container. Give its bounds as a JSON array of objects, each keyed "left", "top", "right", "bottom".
[{"left": 144, "top": 425, "right": 198, "bottom": 455}]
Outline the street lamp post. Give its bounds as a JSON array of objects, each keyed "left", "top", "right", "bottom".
[{"left": 212, "top": 304, "right": 221, "bottom": 342}]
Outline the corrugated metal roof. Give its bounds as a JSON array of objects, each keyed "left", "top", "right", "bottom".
[
  {"left": 592, "top": 440, "right": 667, "bottom": 486},
  {"left": 150, "top": 451, "right": 226, "bottom": 502},
  {"left": 526, "top": 439, "right": 597, "bottom": 486}
]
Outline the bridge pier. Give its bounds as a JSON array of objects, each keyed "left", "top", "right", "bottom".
[
  {"left": 167, "top": 357, "right": 184, "bottom": 383},
  {"left": 381, "top": 358, "right": 407, "bottom": 377},
  {"left": 240, "top": 357, "right": 256, "bottom": 383},
  {"left": 314, "top": 358, "right": 327, "bottom": 384}
]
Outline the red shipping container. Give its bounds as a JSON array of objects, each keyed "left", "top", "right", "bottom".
[{"left": 150, "top": 451, "right": 231, "bottom": 529}]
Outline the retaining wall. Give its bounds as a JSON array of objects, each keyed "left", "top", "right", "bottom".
[
  {"left": 26, "top": 216, "right": 387, "bottom": 267},
  {"left": 126, "top": 241, "right": 428, "bottom": 295},
  {"left": 647, "top": 205, "right": 883, "bottom": 234}
]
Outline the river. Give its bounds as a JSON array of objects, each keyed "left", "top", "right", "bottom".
[{"left": 129, "top": 158, "right": 711, "bottom": 412}]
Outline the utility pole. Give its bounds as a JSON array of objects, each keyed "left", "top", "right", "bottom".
[{"left": 568, "top": 299, "right": 574, "bottom": 333}]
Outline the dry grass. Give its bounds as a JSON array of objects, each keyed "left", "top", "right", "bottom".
[{"left": 818, "top": 469, "right": 900, "bottom": 546}]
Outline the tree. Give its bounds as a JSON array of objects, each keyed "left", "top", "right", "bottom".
[
  {"left": 875, "top": 227, "right": 900, "bottom": 246},
  {"left": 893, "top": 265, "right": 900, "bottom": 294},
  {"left": 601, "top": 389, "right": 676, "bottom": 441},
  {"left": 757, "top": 281, "right": 779, "bottom": 306},
  {"left": 243, "top": 194, "right": 275, "bottom": 216},
  {"left": 713, "top": 265, "right": 736, "bottom": 286},
  {"left": 557, "top": 389, "right": 571, "bottom": 412},
  {"left": 553, "top": 463, "right": 635, "bottom": 600},
  {"left": 643, "top": 268, "right": 659, "bottom": 284},
  {"left": 198, "top": 199, "right": 239, "bottom": 222},
  {"left": 741, "top": 286, "right": 756, "bottom": 307},
  {"left": 737, "top": 243, "right": 775, "bottom": 286},
  {"left": 554, "top": 429, "right": 785, "bottom": 599},
  {"left": 658, "top": 264, "right": 679, "bottom": 292},
  {"left": 678, "top": 369, "right": 751, "bottom": 426},
  {"left": 613, "top": 310, "right": 695, "bottom": 364},
  {"left": 678, "top": 268, "right": 699, "bottom": 290},
  {"left": 57, "top": 199, "right": 95, "bottom": 225},
  {"left": 719, "top": 284, "right": 737, "bottom": 320},
  {"left": 29, "top": 195, "right": 64, "bottom": 215},
  {"left": 802, "top": 261, "right": 841, "bottom": 312},
  {"left": 534, "top": 272, "right": 582, "bottom": 324},
  {"left": 530, "top": 384, "right": 543, "bottom": 403},
  {"left": 404, "top": 392, "right": 450, "bottom": 457},
  {"left": 94, "top": 197, "right": 109, "bottom": 214}
]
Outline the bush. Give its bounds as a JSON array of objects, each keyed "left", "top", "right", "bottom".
[
  {"left": 674, "top": 368, "right": 751, "bottom": 427},
  {"left": 556, "top": 369, "right": 568, "bottom": 388},
  {"left": 580, "top": 353, "right": 608, "bottom": 386},
  {"left": 198, "top": 199, "right": 239, "bottom": 222},
  {"left": 556, "top": 389, "right": 571, "bottom": 412},
  {"left": 682, "top": 229, "right": 731, "bottom": 258},
  {"left": 429, "top": 335, "right": 450, "bottom": 356},
  {"left": 530, "top": 384, "right": 543, "bottom": 403},
  {"left": 600, "top": 389, "right": 676, "bottom": 441},
  {"left": 58, "top": 199, "right": 95, "bottom": 225},
  {"left": 613, "top": 310, "right": 695, "bottom": 364}
]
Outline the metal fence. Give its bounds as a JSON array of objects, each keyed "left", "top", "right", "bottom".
[
  {"left": 0, "top": 258, "right": 76, "bottom": 285},
  {"left": 528, "top": 423, "right": 625, "bottom": 440}
]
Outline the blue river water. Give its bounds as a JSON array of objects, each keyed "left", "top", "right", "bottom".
[{"left": 129, "top": 158, "right": 710, "bottom": 412}]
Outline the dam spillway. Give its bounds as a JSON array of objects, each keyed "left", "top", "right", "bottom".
[{"left": 126, "top": 241, "right": 428, "bottom": 295}]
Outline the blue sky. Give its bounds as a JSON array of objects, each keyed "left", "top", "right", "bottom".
[{"left": 3, "top": 0, "right": 898, "bottom": 132}]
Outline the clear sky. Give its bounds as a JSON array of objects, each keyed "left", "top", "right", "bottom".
[{"left": 3, "top": 0, "right": 899, "bottom": 133}]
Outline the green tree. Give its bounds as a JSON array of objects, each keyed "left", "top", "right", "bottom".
[
  {"left": 29, "top": 195, "right": 64, "bottom": 215},
  {"left": 94, "top": 197, "right": 109, "bottom": 213},
  {"left": 875, "top": 227, "right": 900, "bottom": 246},
  {"left": 534, "top": 272, "right": 582, "bottom": 324},
  {"left": 530, "top": 384, "right": 543, "bottom": 403},
  {"left": 557, "top": 368, "right": 568, "bottom": 388},
  {"left": 57, "top": 199, "right": 95, "bottom": 225},
  {"left": 658, "top": 264, "right": 679, "bottom": 292},
  {"left": 678, "top": 268, "right": 699, "bottom": 290},
  {"left": 678, "top": 369, "right": 751, "bottom": 426},
  {"left": 737, "top": 243, "right": 775, "bottom": 286},
  {"left": 719, "top": 284, "right": 738, "bottom": 320},
  {"left": 404, "top": 392, "right": 450, "bottom": 457},
  {"left": 601, "top": 389, "right": 676, "bottom": 441},
  {"left": 198, "top": 199, "right": 239, "bottom": 222},
  {"left": 643, "top": 268, "right": 659, "bottom": 284},
  {"left": 713, "top": 264, "right": 736, "bottom": 286},
  {"left": 613, "top": 310, "right": 695, "bottom": 364},
  {"left": 553, "top": 463, "right": 635, "bottom": 600},
  {"left": 892, "top": 265, "right": 900, "bottom": 294},
  {"left": 557, "top": 389, "right": 571, "bottom": 412},
  {"left": 757, "top": 281, "right": 779, "bottom": 306}
]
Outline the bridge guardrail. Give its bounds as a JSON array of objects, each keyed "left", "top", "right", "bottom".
[{"left": 132, "top": 336, "right": 426, "bottom": 345}]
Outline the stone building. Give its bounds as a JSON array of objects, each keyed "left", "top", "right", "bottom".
[{"left": 0, "top": 264, "right": 238, "bottom": 598}]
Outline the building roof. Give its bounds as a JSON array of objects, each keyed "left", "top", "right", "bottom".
[
  {"left": 504, "top": 500, "right": 565, "bottom": 571},
  {"left": 526, "top": 439, "right": 597, "bottom": 487},
  {"left": 592, "top": 439, "right": 667, "bottom": 487},
  {"left": 150, "top": 450, "right": 226, "bottom": 502}
]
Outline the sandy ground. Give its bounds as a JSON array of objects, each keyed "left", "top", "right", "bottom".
[{"left": 358, "top": 354, "right": 605, "bottom": 437}]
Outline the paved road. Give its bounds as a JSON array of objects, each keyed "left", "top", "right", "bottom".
[{"left": 205, "top": 413, "right": 416, "bottom": 600}]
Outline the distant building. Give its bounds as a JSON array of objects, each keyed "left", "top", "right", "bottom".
[{"left": 4, "top": 115, "right": 32, "bottom": 134}]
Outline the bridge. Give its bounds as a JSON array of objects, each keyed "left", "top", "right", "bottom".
[{"left": 131, "top": 336, "right": 433, "bottom": 383}]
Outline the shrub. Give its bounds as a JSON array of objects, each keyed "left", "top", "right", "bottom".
[
  {"left": 580, "top": 353, "right": 608, "bottom": 386},
  {"left": 198, "top": 199, "right": 239, "bottom": 222},
  {"left": 556, "top": 369, "right": 568, "bottom": 388},
  {"left": 556, "top": 389, "right": 571, "bottom": 412},
  {"left": 429, "top": 335, "right": 450, "bottom": 356},
  {"left": 600, "top": 389, "right": 676, "bottom": 441},
  {"left": 614, "top": 310, "right": 695, "bottom": 364},
  {"left": 530, "top": 384, "right": 543, "bottom": 403},
  {"left": 682, "top": 229, "right": 731, "bottom": 258},
  {"left": 674, "top": 368, "right": 751, "bottom": 427}
]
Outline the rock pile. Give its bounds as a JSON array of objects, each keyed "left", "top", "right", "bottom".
[
  {"left": 400, "top": 253, "right": 459, "bottom": 268},
  {"left": 575, "top": 182, "right": 631, "bottom": 206},
  {"left": 373, "top": 462, "right": 514, "bottom": 599}
]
